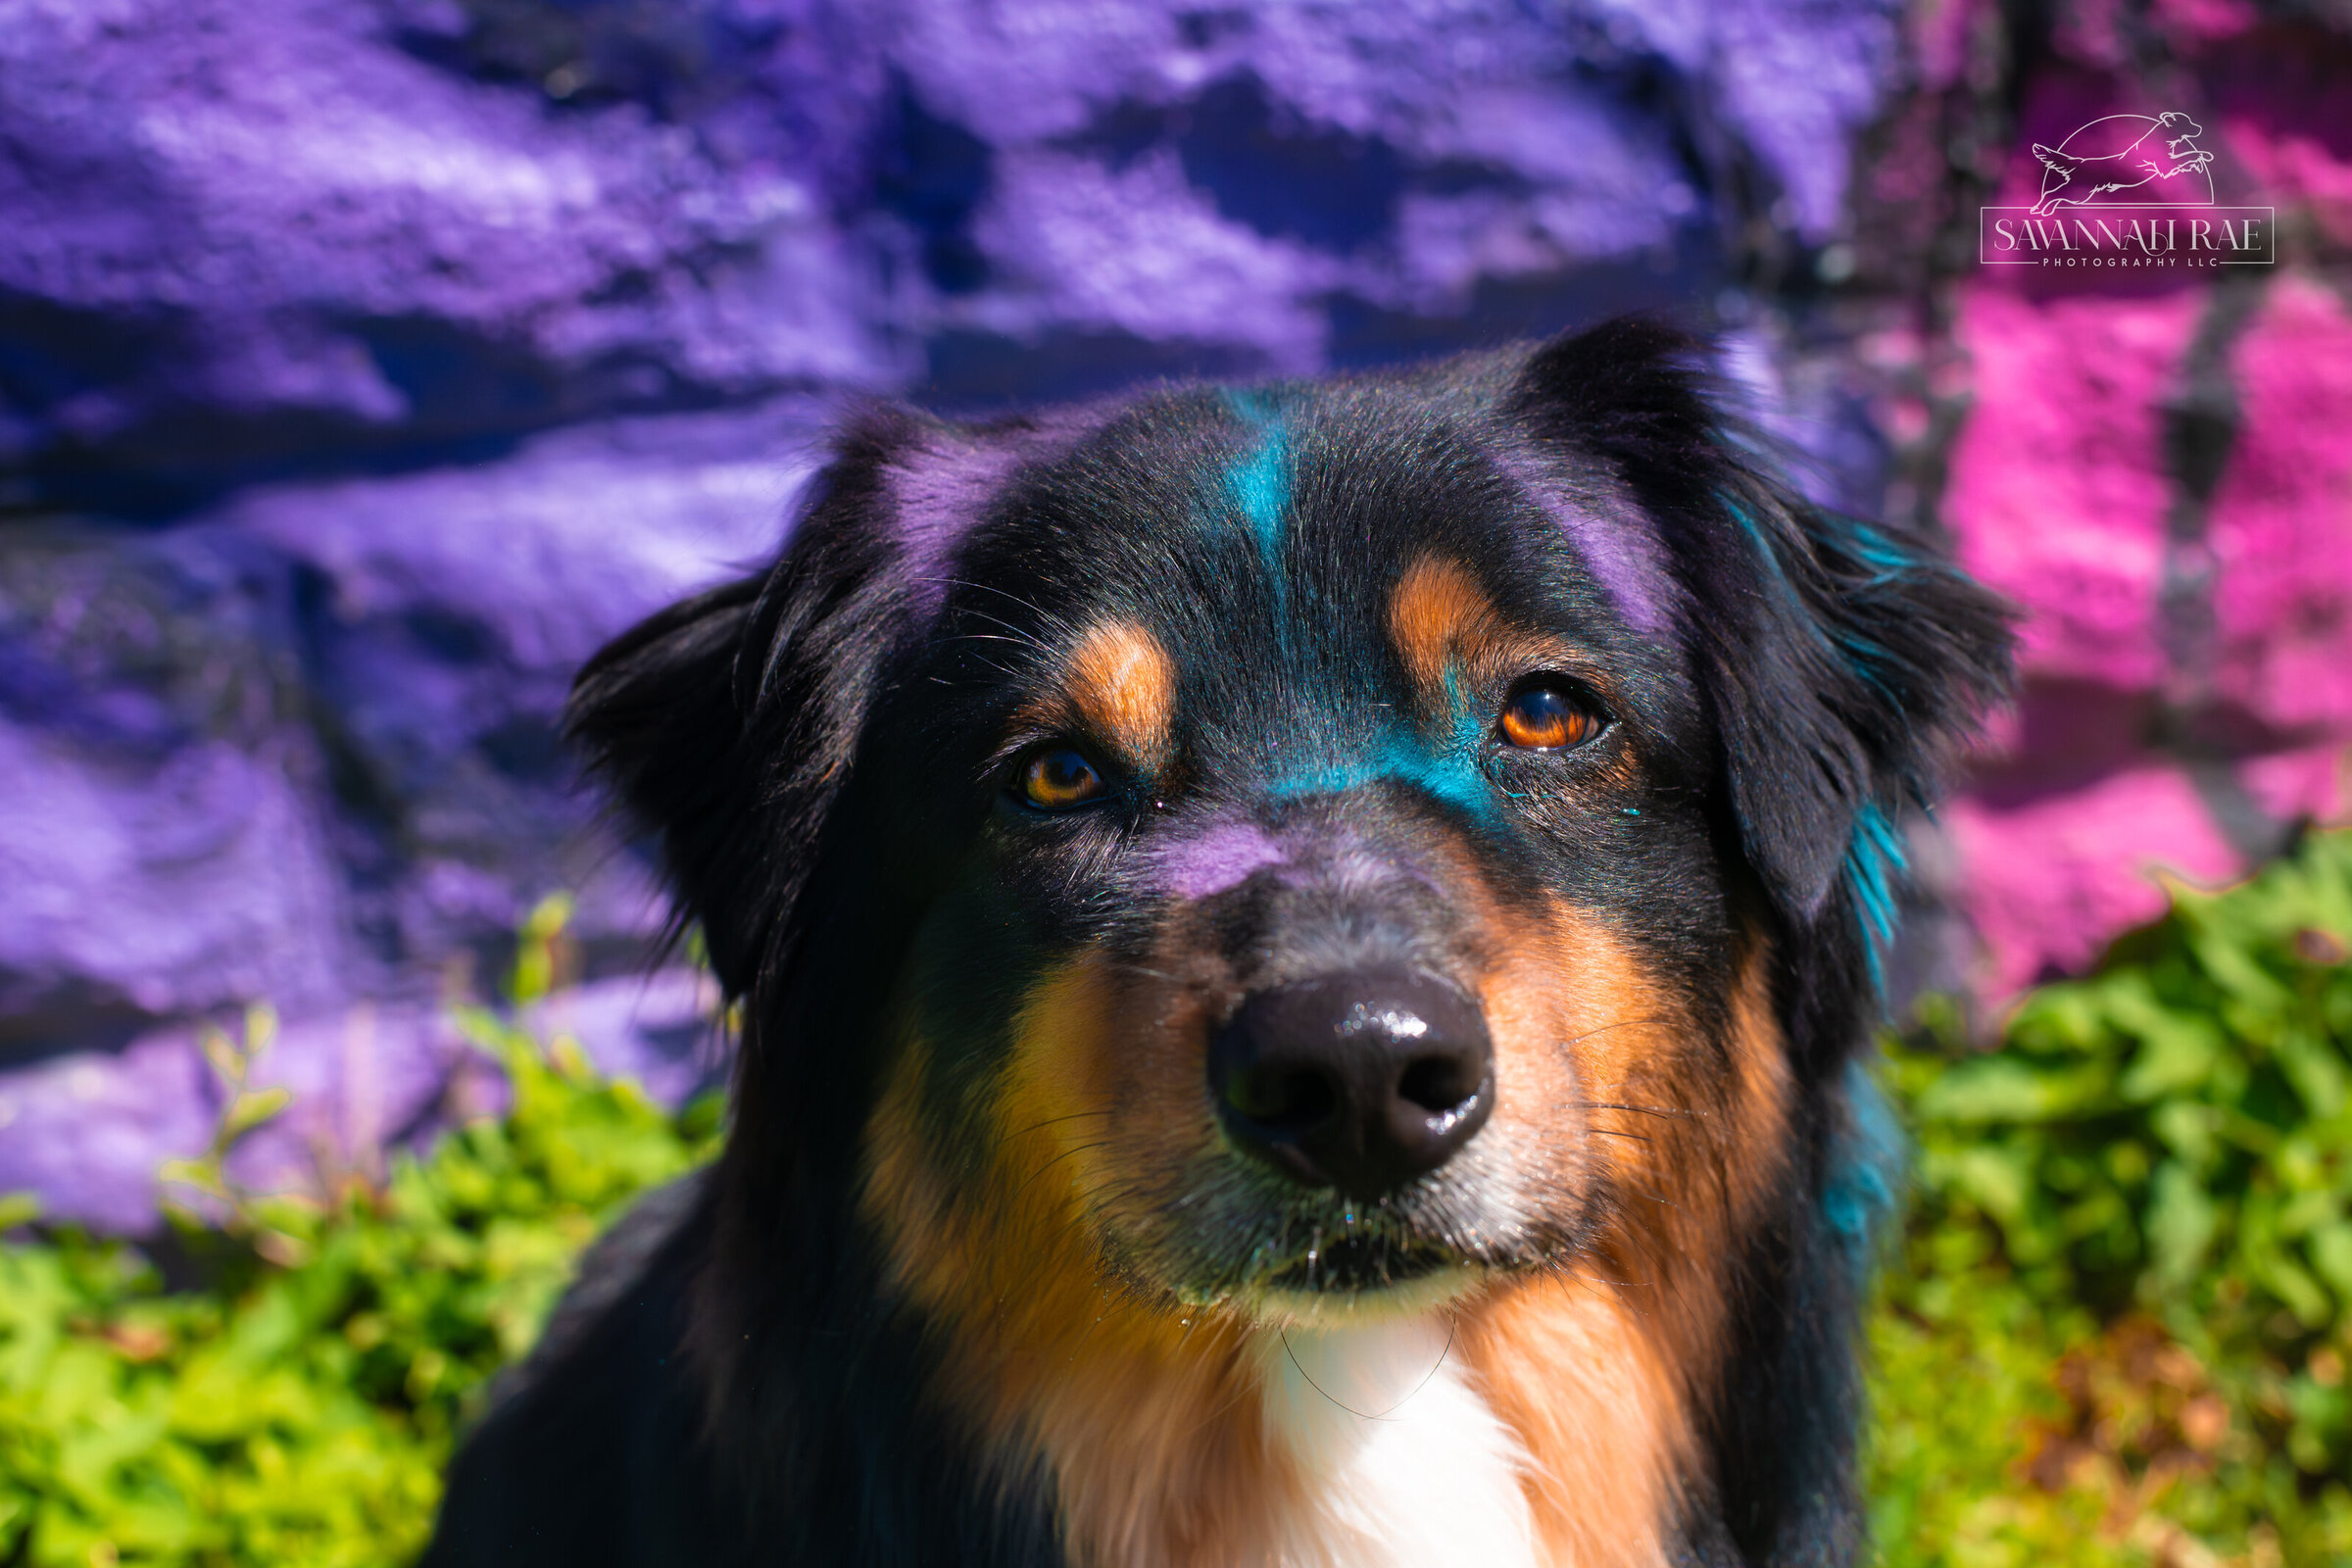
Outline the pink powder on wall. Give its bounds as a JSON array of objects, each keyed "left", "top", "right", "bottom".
[
  {"left": 2208, "top": 274, "right": 2352, "bottom": 737},
  {"left": 1942, "top": 278, "right": 2208, "bottom": 691},
  {"left": 1946, "top": 762, "right": 2242, "bottom": 998}
]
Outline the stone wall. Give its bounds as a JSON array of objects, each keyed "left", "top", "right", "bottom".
[{"left": 3, "top": 0, "right": 2346, "bottom": 1229}]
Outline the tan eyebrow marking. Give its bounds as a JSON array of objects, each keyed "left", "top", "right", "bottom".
[
  {"left": 1390, "top": 553, "right": 1619, "bottom": 724},
  {"left": 1390, "top": 554, "right": 1509, "bottom": 697},
  {"left": 1061, "top": 619, "right": 1177, "bottom": 766}
]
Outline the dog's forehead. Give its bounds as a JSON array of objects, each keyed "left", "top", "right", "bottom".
[
  {"left": 912, "top": 382, "right": 1699, "bottom": 796},
  {"left": 963, "top": 384, "right": 1675, "bottom": 655}
]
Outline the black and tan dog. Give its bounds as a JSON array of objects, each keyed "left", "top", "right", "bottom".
[{"left": 422, "top": 318, "right": 2010, "bottom": 1567}]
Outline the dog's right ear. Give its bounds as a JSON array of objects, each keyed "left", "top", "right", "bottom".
[{"left": 566, "top": 408, "right": 935, "bottom": 996}]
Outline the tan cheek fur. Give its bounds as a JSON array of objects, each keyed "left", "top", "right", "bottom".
[
  {"left": 1461, "top": 905, "right": 1791, "bottom": 1568},
  {"left": 862, "top": 956, "right": 1311, "bottom": 1568}
]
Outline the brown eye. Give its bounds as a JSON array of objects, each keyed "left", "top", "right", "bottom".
[
  {"left": 1499, "top": 682, "right": 1601, "bottom": 751},
  {"left": 1021, "top": 747, "right": 1107, "bottom": 809}
]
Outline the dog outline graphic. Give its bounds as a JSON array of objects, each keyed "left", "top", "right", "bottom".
[{"left": 2030, "top": 111, "right": 2216, "bottom": 216}]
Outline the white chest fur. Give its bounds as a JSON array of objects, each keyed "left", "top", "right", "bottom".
[{"left": 1256, "top": 1315, "right": 1540, "bottom": 1568}]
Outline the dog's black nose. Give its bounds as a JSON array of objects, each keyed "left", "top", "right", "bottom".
[{"left": 1209, "top": 971, "right": 1494, "bottom": 1197}]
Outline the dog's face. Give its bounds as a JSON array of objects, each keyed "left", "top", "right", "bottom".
[
  {"left": 572, "top": 321, "right": 2010, "bottom": 1352},
  {"left": 561, "top": 322, "right": 2010, "bottom": 1565},
  {"left": 863, "top": 381, "right": 1760, "bottom": 1326}
]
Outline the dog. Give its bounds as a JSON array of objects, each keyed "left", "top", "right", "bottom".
[
  {"left": 421, "top": 318, "right": 2012, "bottom": 1567},
  {"left": 2029, "top": 111, "right": 2215, "bottom": 216}
]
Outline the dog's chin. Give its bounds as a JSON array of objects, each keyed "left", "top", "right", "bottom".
[
  {"left": 1258, "top": 1228, "right": 1463, "bottom": 1293},
  {"left": 1117, "top": 1156, "right": 1592, "bottom": 1327},
  {"left": 1243, "top": 1258, "right": 1491, "bottom": 1328},
  {"left": 1154, "top": 1231, "right": 1499, "bottom": 1327}
]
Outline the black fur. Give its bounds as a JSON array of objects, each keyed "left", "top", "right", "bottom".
[{"left": 422, "top": 318, "right": 2012, "bottom": 1567}]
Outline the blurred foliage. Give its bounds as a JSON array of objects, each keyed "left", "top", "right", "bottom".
[
  {"left": 4, "top": 845, "right": 2352, "bottom": 1564},
  {"left": 1872, "top": 829, "right": 2352, "bottom": 1566},
  {"left": 0, "top": 898, "right": 722, "bottom": 1568}
]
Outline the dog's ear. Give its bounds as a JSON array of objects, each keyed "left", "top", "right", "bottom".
[
  {"left": 566, "top": 407, "right": 934, "bottom": 996},
  {"left": 567, "top": 572, "right": 775, "bottom": 991},
  {"left": 1510, "top": 317, "right": 2013, "bottom": 952}
]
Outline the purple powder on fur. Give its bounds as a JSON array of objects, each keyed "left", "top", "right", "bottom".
[
  {"left": 888, "top": 435, "right": 1035, "bottom": 618},
  {"left": 1153, "top": 821, "right": 1289, "bottom": 900},
  {"left": 1494, "top": 449, "right": 1677, "bottom": 638}
]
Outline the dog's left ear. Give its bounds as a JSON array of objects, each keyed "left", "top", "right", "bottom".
[
  {"left": 1509, "top": 318, "right": 2014, "bottom": 945},
  {"left": 566, "top": 406, "right": 940, "bottom": 997}
]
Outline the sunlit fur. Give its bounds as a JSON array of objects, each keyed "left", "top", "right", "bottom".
[
  {"left": 1391, "top": 554, "right": 1515, "bottom": 697},
  {"left": 1059, "top": 619, "right": 1179, "bottom": 769},
  {"left": 423, "top": 318, "right": 2013, "bottom": 1568}
]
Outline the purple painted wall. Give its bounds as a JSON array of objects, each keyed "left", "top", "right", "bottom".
[{"left": 3, "top": 0, "right": 2347, "bottom": 1230}]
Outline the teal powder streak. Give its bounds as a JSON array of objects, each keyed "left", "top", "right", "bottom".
[
  {"left": 1831, "top": 514, "right": 1924, "bottom": 585},
  {"left": 1719, "top": 490, "right": 1779, "bottom": 578},
  {"left": 1218, "top": 399, "right": 1498, "bottom": 824},
  {"left": 1843, "top": 800, "right": 1906, "bottom": 991},
  {"left": 1264, "top": 662, "right": 1499, "bottom": 823},
  {"left": 1821, "top": 1055, "right": 1904, "bottom": 1281},
  {"left": 1223, "top": 392, "right": 1292, "bottom": 580},
  {"left": 1270, "top": 741, "right": 1495, "bottom": 822}
]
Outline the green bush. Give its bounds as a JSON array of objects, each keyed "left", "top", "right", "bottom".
[
  {"left": 1872, "top": 828, "right": 2352, "bottom": 1565},
  {"left": 0, "top": 902, "right": 722, "bottom": 1568},
  {"left": 4, "top": 846, "right": 2351, "bottom": 1566}
]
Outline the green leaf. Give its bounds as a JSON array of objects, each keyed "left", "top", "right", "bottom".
[
  {"left": 2107, "top": 976, "right": 2226, "bottom": 1102},
  {"left": 220, "top": 1087, "right": 293, "bottom": 1143},
  {"left": 2309, "top": 1222, "right": 2352, "bottom": 1301},
  {"left": 1913, "top": 1056, "right": 2112, "bottom": 1124},
  {"left": 2277, "top": 1030, "right": 2349, "bottom": 1120},
  {"left": 2263, "top": 1253, "right": 2335, "bottom": 1329},
  {"left": 2146, "top": 1158, "right": 2219, "bottom": 1287}
]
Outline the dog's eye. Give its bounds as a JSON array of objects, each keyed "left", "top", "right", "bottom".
[
  {"left": 1020, "top": 747, "right": 1108, "bottom": 809},
  {"left": 1498, "top": 681, "right": 1603, "bottom": 751}
]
